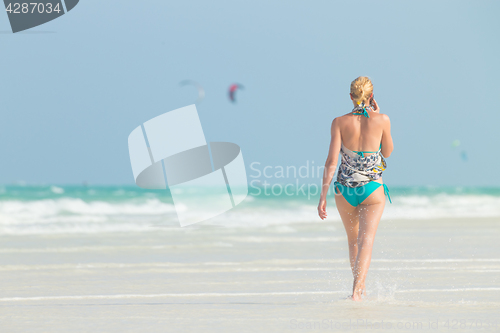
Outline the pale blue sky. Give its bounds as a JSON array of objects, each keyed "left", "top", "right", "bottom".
[{"left": 0, "top": 0, "right": 499, "bottom": 186}]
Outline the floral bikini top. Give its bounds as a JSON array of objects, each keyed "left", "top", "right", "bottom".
[{"left": 336, "top": 103, "right": 387, "bottom": 188}]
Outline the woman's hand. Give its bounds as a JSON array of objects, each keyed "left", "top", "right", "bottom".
[
  {"left": 318, "top": 199, "right": 327, "bottom": 220},
  {"left": 371, "top": 99, "right": 380, "bottom": 113}
]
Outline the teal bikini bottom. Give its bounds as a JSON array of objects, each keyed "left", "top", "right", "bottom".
[{"left": 334, "top": 181, "right": 392, "bottom": 207}]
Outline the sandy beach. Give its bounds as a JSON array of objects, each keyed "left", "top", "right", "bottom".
[{"left": 1, "top": 217, "right": 499, "bottom": 332}]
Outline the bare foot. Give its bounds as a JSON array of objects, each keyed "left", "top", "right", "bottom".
[
  {"left": 350, "top": 284, "right": 367, "bottom": 301},
  {"left": 351, "top": 290, "right": 362, "bottom": 301}
]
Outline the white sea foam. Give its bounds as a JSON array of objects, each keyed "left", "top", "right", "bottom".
[
  {"left": 50, "top": 186, "right": 64, "bottom": 194},
  {"left": 2, "top": 288, "right": 500, "bottom": 302},
  {"left": 0, "top": 198, "right": 178, "bottom": 235},
  {"left": 0, "top": 193, "right": 499, "bottom": 234},
  {"left": 383, "top": 194, "right": 500, "bottom": 219},
  {"left": 0, "top": 198, "right": 175, "bottom": 221}
]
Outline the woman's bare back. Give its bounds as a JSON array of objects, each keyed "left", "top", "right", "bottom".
[{"left": 336, "top": 111, "right": 393, "bottom": 157}]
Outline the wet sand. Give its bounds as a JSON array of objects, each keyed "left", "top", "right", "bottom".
[{"left": 1, "top": 218, "right": 499, "bottom": 332}]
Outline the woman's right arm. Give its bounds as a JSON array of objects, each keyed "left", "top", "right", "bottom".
[
  {"left": 318, "top": 118, "right": 341, "bottom": 220},
  {"left": 381, "top": 114, "right": 394, "bottom": 158}
]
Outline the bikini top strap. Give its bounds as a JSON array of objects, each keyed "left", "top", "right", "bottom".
[
  {"left": 342, "top": 143, "right": 382, "bottom": 158},
  {"left": 352, "top": 108, "right": 370, "bottom": 118},
  {"left": 352, "top": 103, "right": 370, "bottom": 118},
  {"left": 353, "top": 150, "right": 378, "bottom": 158}
]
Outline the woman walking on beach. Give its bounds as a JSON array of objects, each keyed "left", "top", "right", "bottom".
[{"left": 317, "top": 76, "right": 394, "bottom": 301}]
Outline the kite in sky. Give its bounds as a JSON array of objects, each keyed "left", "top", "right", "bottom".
[
  {"left": 179, "top": 80, "right": 205, "bottom": 104},
  {"left": 451, "top": 139, "right": 468, "bottom": 162},
  {"left": 228, "top": 83, "right": 244, "bottom": 103}
]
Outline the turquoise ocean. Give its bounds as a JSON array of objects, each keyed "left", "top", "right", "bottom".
[{"left": 1, "top": 185, "right": 500, "bottom": 234}]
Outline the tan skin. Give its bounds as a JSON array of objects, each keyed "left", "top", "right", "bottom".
[{"left": 318, "top": 93, "right": 394, "bottom": 301}]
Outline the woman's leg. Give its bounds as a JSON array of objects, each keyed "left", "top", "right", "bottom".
[
  {"left": 334, "top": 187, "right": 359, "bottom": 277},
  {"left": 351, "top": 185, "right": 386, "bottom": 301}
]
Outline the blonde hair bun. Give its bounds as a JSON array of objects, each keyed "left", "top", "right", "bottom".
[{"left": 350, "top": 76, "right": 373, "bottom": 105}]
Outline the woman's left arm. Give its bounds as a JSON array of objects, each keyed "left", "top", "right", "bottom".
[{"left": 318, "top": 118, "right": 342, "bottom": 220}]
